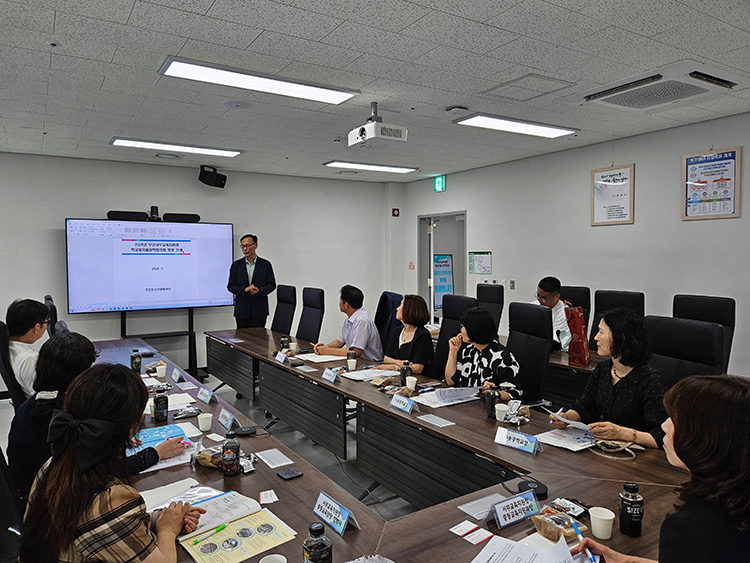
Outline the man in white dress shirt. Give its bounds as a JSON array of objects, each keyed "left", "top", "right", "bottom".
[
  {"left": 5, "top": 299, "right": 49, "bottom": 397},
  {"left": 531, "top": 277, "right": 571, "bottom": 352}
]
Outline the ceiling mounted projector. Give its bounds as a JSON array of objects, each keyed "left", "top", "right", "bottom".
[{"left": 348, "top": 102, "right": 408, "bottom": 148}]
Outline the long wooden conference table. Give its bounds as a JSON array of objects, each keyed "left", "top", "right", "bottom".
[{"left": 97, "top": 334, "right": 687, "bottom": 561}]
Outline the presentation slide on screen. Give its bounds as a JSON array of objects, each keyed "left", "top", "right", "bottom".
[{"left": 66, "top": 219, "right": 234, "bottom": 313}]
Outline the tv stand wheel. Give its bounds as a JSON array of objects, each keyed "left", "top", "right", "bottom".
[{"left": 236, "top": 393, "right": 243, "bottom": 399}]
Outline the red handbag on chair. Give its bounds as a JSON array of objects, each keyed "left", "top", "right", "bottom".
[{"left": 565, "top": 306, "right": 590, "bottom": 367}]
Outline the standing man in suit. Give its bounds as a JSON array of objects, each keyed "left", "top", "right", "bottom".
[{"left": 227, "top": 234, "right": 276, "bottom": 328}]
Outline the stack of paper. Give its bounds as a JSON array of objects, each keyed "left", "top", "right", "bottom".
[
  {"left": 535, "top": 428, "right": 595, "bottom": 452},
  {"left": 412, "top": 387, "right": 481, "bottom": 408},
  {"left": 295, "top": 353, "right": 346, "bottom": 363},
  {"left": 340, "top": 369, "right": 398, "bottom": 381}
]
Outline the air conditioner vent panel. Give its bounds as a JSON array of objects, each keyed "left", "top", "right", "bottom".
[{"left": 603, "top": 80, "right": 710, "bottom": 109}]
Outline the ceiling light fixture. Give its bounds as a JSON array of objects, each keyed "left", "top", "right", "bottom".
[
  {"left": 159, "top": 57, "right": 358, "bottom": 105},
  {"left": 111, "top": 137, "right": 241, "bottom": 158},
  {"left": 323, "top": 161, "right": 417, "bottom": 174},
  {"left": 454, "top": 113, "right": 577, "bottom": 138}
]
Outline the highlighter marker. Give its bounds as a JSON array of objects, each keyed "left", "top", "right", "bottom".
[{"left": 571, "top": 521, "right": 596, "bottom": 563}]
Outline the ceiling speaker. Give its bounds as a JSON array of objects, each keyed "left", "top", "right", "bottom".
[{"left": 199, "top": 165, "right": 226, "bottom": 188}]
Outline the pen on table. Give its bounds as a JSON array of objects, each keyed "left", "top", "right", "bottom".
[
  {"left": 549, "top": 407, "right": 563, "bottom": 424},
  {"left": 362, "top": 365, "right": 377, "bottom": 370},
  {"left": 570, "top": 521, "right": 596, "bottom": 563},
  {"left": 419, "top": 387, "right": 434, "bottom": 393},
  {"left": 192, "top": 524, "right": 226, "bottom": 544}
]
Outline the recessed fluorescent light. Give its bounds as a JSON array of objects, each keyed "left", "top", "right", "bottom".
[
  {"left": 454, "top": 113, "right": 577, "bottom": 138},
  {"left": 159, "top": 57, "right": 358, "bottom": 105},
  {"left": 323, "top": 161, "right": 417, "bottom": 174},
  {"left": 110, "top": 137, "right": 240, "bottom": 158}
]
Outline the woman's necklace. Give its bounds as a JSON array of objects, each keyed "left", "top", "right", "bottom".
[{"left": 613, "top": 365, "right": 623, "bottom": 379}]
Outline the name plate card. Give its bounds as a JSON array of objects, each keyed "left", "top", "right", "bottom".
[
  {"left": 493, "top": 490, "right": 540, "bottom": 528},
  {"left": 196, "top": 387, "right": 215, "bottom": 404},
  {"left": 217, "top": 408, "right": 234, "bottom": 431},
  {"left": 494, "top": 427, "right": 539, "bottom": 454},
  {"left": 170, "top": 368, "right": 183, "bottom": 383},
  {"left": 313, "top": 492, "right": 361, "bottom": 536},
  {"left": 275, "top": 351, "right": 287, "bottom": 364},
  {"left": 390, "top": 393, "right": 419, "bottom": 414},
  {"left": 322, "top": 368, "right": 340, "bottom": 383}
]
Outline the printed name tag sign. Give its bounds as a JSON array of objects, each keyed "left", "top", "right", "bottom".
[
  {"left": 196, "top": 387, "right": 214, "bottom": 404},
  {"left": 493, "top": 490, "right": 540, "bottom": 528},
  {"left": 390, "top": 393, "right": 419, "bottom": 414},
  {"left": 170, "top": 368, "right": 183, "bottom": 383},
  {"left": 494, "top": 427, "right": 539, "bottom": 454},
  {"left": 217, "top": 408, "right": 234, "bottom": 431},
  {"left": 275, "top": 351, "right": 287, "bottom": 364},
  {"left": 322, "top": 368, "right": 340, "bottom": 383},
  {"left": 313, "top": 492, "right": 361, "bottom": 536}
]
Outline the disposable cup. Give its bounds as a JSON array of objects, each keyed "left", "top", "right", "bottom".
[
  {"left": 155, "top": 365, "right": 167, "bottom": 380},
  {"left": 197, "top": 413, "right": 213, "bottom": 432},
  {"left": 288, "top": 341, "right": 298, "bottom": 351},
  {"left": 406, "top": 376, "right": 417, "bottom": 389},
  {"left": 589, "top": 506, "right": 616, "bottom": 540},
  {"left": 347, "top": 358, "right": 357, "bottom": 371},
  {"left": 259, "top": 556, "right": 287, "bottom": 563},
  {"left": 495, "top": 403, "right": 510, "bottom": 421}
]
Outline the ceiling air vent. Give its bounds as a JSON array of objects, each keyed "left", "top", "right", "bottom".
[{"left": 561, "top": 61, "right": 744, "bottom": 113}]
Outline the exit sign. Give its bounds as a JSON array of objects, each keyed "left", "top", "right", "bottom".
[{"left": 434, "top": 175, "right": 446, "bottom": 192}]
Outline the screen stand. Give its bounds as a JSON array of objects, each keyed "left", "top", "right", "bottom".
[{"left": 120, "top": 308, "right": 198, "bottom": 377}]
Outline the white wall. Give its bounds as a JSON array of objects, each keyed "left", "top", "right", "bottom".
[
  {"left": 398, "top": 112, "right": 750, "bottom": 375},
  {"left": 0, "top": 152, "right": 389, "bottom": 375}
]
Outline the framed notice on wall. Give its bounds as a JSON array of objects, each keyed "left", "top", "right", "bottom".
[
  {"left": 591, "top": 164, "right": 634, "bottom": 226},
  {"left": 682, "top": 147, "right": 741, "bottom": 220},
  {"left": 468, "top": 251, "right": 492, "bottom": 274}
]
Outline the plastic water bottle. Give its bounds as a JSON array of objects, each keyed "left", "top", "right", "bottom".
[
  {"left": 222, "top": 431, "right": 240, "bottom": 477},
  {"left": 153, "top": 387, "right": 169, "bottom": 423},
  {"left": 400, "top": 361, "right": 412, "bottom": 387},
  {"left": 619, "top": 482, "right": 644, "bottom": 537},
  {"left": 303, "top": 522, "right": 332, "bottom": 562},
  {"left": 130, "top": 349, "right": 142, "bottom": 372}
]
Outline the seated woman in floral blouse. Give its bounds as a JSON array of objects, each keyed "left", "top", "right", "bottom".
[{"left": 445, "top": 307, "right": 521, "bottom": 401}]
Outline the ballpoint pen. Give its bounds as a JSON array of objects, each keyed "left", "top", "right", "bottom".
[
  {"left": 550, "top": 407, "right": 563, "bottom": 424},
  {"left": 419, "top": 387, "right": 434, "bottom": 393},
  {"left": 570, "top": 521, "right": 596, "bottom": 563},
  {"left": 192, "top": 524, "right": 226, "bottom": 544}
]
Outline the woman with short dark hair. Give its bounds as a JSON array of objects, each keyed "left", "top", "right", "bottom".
[
  {"left": 550, "top": 307, "right": 667, "bottom": 448},
  {"left": 572, "top": 375, "right": 750, "bottom": 562},
  {"left": 20, "top": 363, "right": 205, "bottom": 562},
  {"left": 378, "top": 294, "right": 435, "bottom": 376},
  {"left": 445, "top": 307, "right": 520, "bottom": 400}
]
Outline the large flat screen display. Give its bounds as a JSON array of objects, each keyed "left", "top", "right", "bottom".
[{"left": 66, "top": 219, "right": 234, "bottom": 313}]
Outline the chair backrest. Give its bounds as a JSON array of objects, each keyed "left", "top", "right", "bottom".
[
  {"left": 476, "top": 283, "right": 504, "bottom": 330},
  {"left": 373, "top": 291, "right": 403, "bottom": 349},
  {"left": 673, "top": 294, "right": 735, "bottom": 372},
  {"left": 506, "top": 303, "right": 553, "bottom": 403},
  {"left": 0, "top": 445, "right": 24, "bottom": 523},
  {"left": 270, "top": 284, "right": 297, "bottom": 335},
  {"left": 295, "top": 287, "right": 325, "bottom": 343},
  {"left": 434, "top": 295, "right": 478, "bottom": 380},
  {"left": 589, "top": 290, "right": 645, "bottom": 350},
  {"left": 0, "top": 321, "right": 27, "bottom": 413},
  {"left": 44, "top": 294, "right": 57, "bottom": 337},
  {"left": 559, "top": 286, "right": 590, "bottom": 332},
  {"left": 644, "top": 315, "right": 725, "bottom": 390}
]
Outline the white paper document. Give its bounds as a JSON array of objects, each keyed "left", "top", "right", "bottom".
[
  {"left": 139, "top": 449, "right": 192, "bottom": 473},
  {"left": 175, "top": 422, "right": 202, "bottom": 439},
  {"left": 457, "top": 493, "right": 506, "bottom": 520},
  {"left": 413, "top": 386, "right": 481, "bottom": 408},
  {"left": 416, "top": 414, "right": 455, "bottom": 427},
  {"left": 176, "top": 381, "right": 197, "bottom": 390},
  {"left": 141, "top": 478, "right": 200, "bottom": 511},
  {"left": 256, "top": 448, "right": 294, "bottom": 468},
  {"left": 535, "top": 428, "right": 595, "bottom": 452},
  {"left": 542, "top": 409, "right": 593, "bottom": 432},
  {"left": 471, "top": 535, "right": 598, "bottom": 563},
  {"left": 295, "top": 353, "right": 346, "bottom": 363},
  {"left": 145, "top": 392, "right": 196, "bottom": 413},
  {"left": 341, "top": 369, "right": 398, "bottom": 381}
]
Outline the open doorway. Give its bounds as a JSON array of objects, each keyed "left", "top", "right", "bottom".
[{"left": 418, "top": 211, "right": 466, "bottom": 322}]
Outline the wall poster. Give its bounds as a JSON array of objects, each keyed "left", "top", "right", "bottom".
[
  {"left": 468, "top": 251, "right": 492, "bottom": 274},
  {"left": 591, "top": 164, "right": 634, "bottom": 226},
  {"left": 433, "top": 254, "right": 453, "bottom": 310},
  {"left": 682, "top": 147, "right": 741, "bottom": 220}
]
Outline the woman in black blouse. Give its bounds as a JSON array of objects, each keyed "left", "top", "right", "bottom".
[
  {"left": 572, "top": 375, "right": 750, "bottom": 562},
  {"left": 445, "top": 307, "right": 520, "bottom": 400},
  {"left": 550, "top": 307, "right": 667, "bottom": 448},
  {"left": 378, "top": 294, "right": 434, "bottom": 376}
]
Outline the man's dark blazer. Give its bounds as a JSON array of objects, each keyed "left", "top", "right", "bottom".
[{"left": 227, "top": 256, "right": 276, "bottom": 319}]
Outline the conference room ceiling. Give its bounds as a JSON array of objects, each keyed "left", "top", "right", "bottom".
[{"left": 2, "top": 0, "right": 750, "bottom": 184}]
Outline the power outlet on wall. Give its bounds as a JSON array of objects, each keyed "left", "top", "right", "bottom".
[{"left": 509, "top": 280, "right": 515, "bottom": 290}]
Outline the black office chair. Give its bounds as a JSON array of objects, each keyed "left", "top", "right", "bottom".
[
  {"left": 434, "top": 295, "right": 478, "bottom": 381},
  {"left": 43, "top": 294, "right": 69, "bottom": 337},
  {"left": 506, "top": 303, "right": 553, "bottom": 404},
  {"left": 0, "top": 445, "right": 23, "bottom": 547},
  {"left": 270, "top": 285, "right": 296, "bottom": 335},
  {"left": 559, "top": 286, "right": 590, "bottom": 333},
  {"left": 673, "top": 294, "right": 735, "bottom": 372},
  {"left": 295, "top": 287, "right": 325, "bottom": 344},
  {"left": 645, "top": 315, "right": 725, "bottom": 389},
  {"left": 477, "top": 283, "right": 504, "bottom": 331},
  {"left": 373, "top": 291, "right": 403, "bottom": 350},
  {"left": 589, "top": 290, "right": 645, "bottom": 350},
  {"left": 0, "top": 321, "right": 27, "bottom": 413}
]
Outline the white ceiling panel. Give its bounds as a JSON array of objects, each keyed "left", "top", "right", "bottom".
[
  {"left": 405, "top": 0, "right": 521, "bottom": 22},
  {"left": 1, "top": 0, "right": 55, "bottom": 33},
  {"left": 144, "top": 0, "right": 215, "bottom": 15},
  {"left": 247, "top": 31, "right": 363, "bottom": 69},
  {"left": 579, "top": 0, "right": 701, "bottom": 38},
  {"left": 402, "top": 11, "right": 520, "bottom": 54},
  {"left": 321, "top": 21, "right": 435, "bottom": 61},
  {"left": 294, "top": 0, "right": 431, "bottom": 33},
  {"left": 23, "top": 0, "right": 135, "bottom": 24}
]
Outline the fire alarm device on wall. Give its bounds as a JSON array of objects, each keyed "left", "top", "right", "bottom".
[{"left": 392, "top": 208, "right": 400, "bottom": 217}]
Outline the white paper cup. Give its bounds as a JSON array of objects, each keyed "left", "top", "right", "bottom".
[
  {"left": 155, "top": 365, "right": 167, "bottom": 380},
  {"left": 259, "top": 555, "right": 287, "bottom": 563},
  {"left": 589, "top": 506, "right": 616, "bottom": 540},
  {"left": 347, "top": 358, "right": 357, "bottom": 371},
  {"left": 495, "top": 403, "right": 510, "bottom": 421},
  {"left": 405, "top": 376, "right": 417, "bottom": 389},
  {"left": 197, "top": 413, "right": 213, "bottom": 432},
  {"left": 288, "top": 341, "right": 298, "bottom": 351}
]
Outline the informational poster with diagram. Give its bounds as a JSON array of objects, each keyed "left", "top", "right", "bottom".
[
  {"left": 591, "top": 164, "right": 634, "bottom": 226},
  {"left": 682, "top": 147, "right": 741, "bottom": 220},
  {"left": 433, "top": 254, "right": 454, "bottom": 310},
  {"left": 469, "top": 251, "right": 492, "bottom": 274}
]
